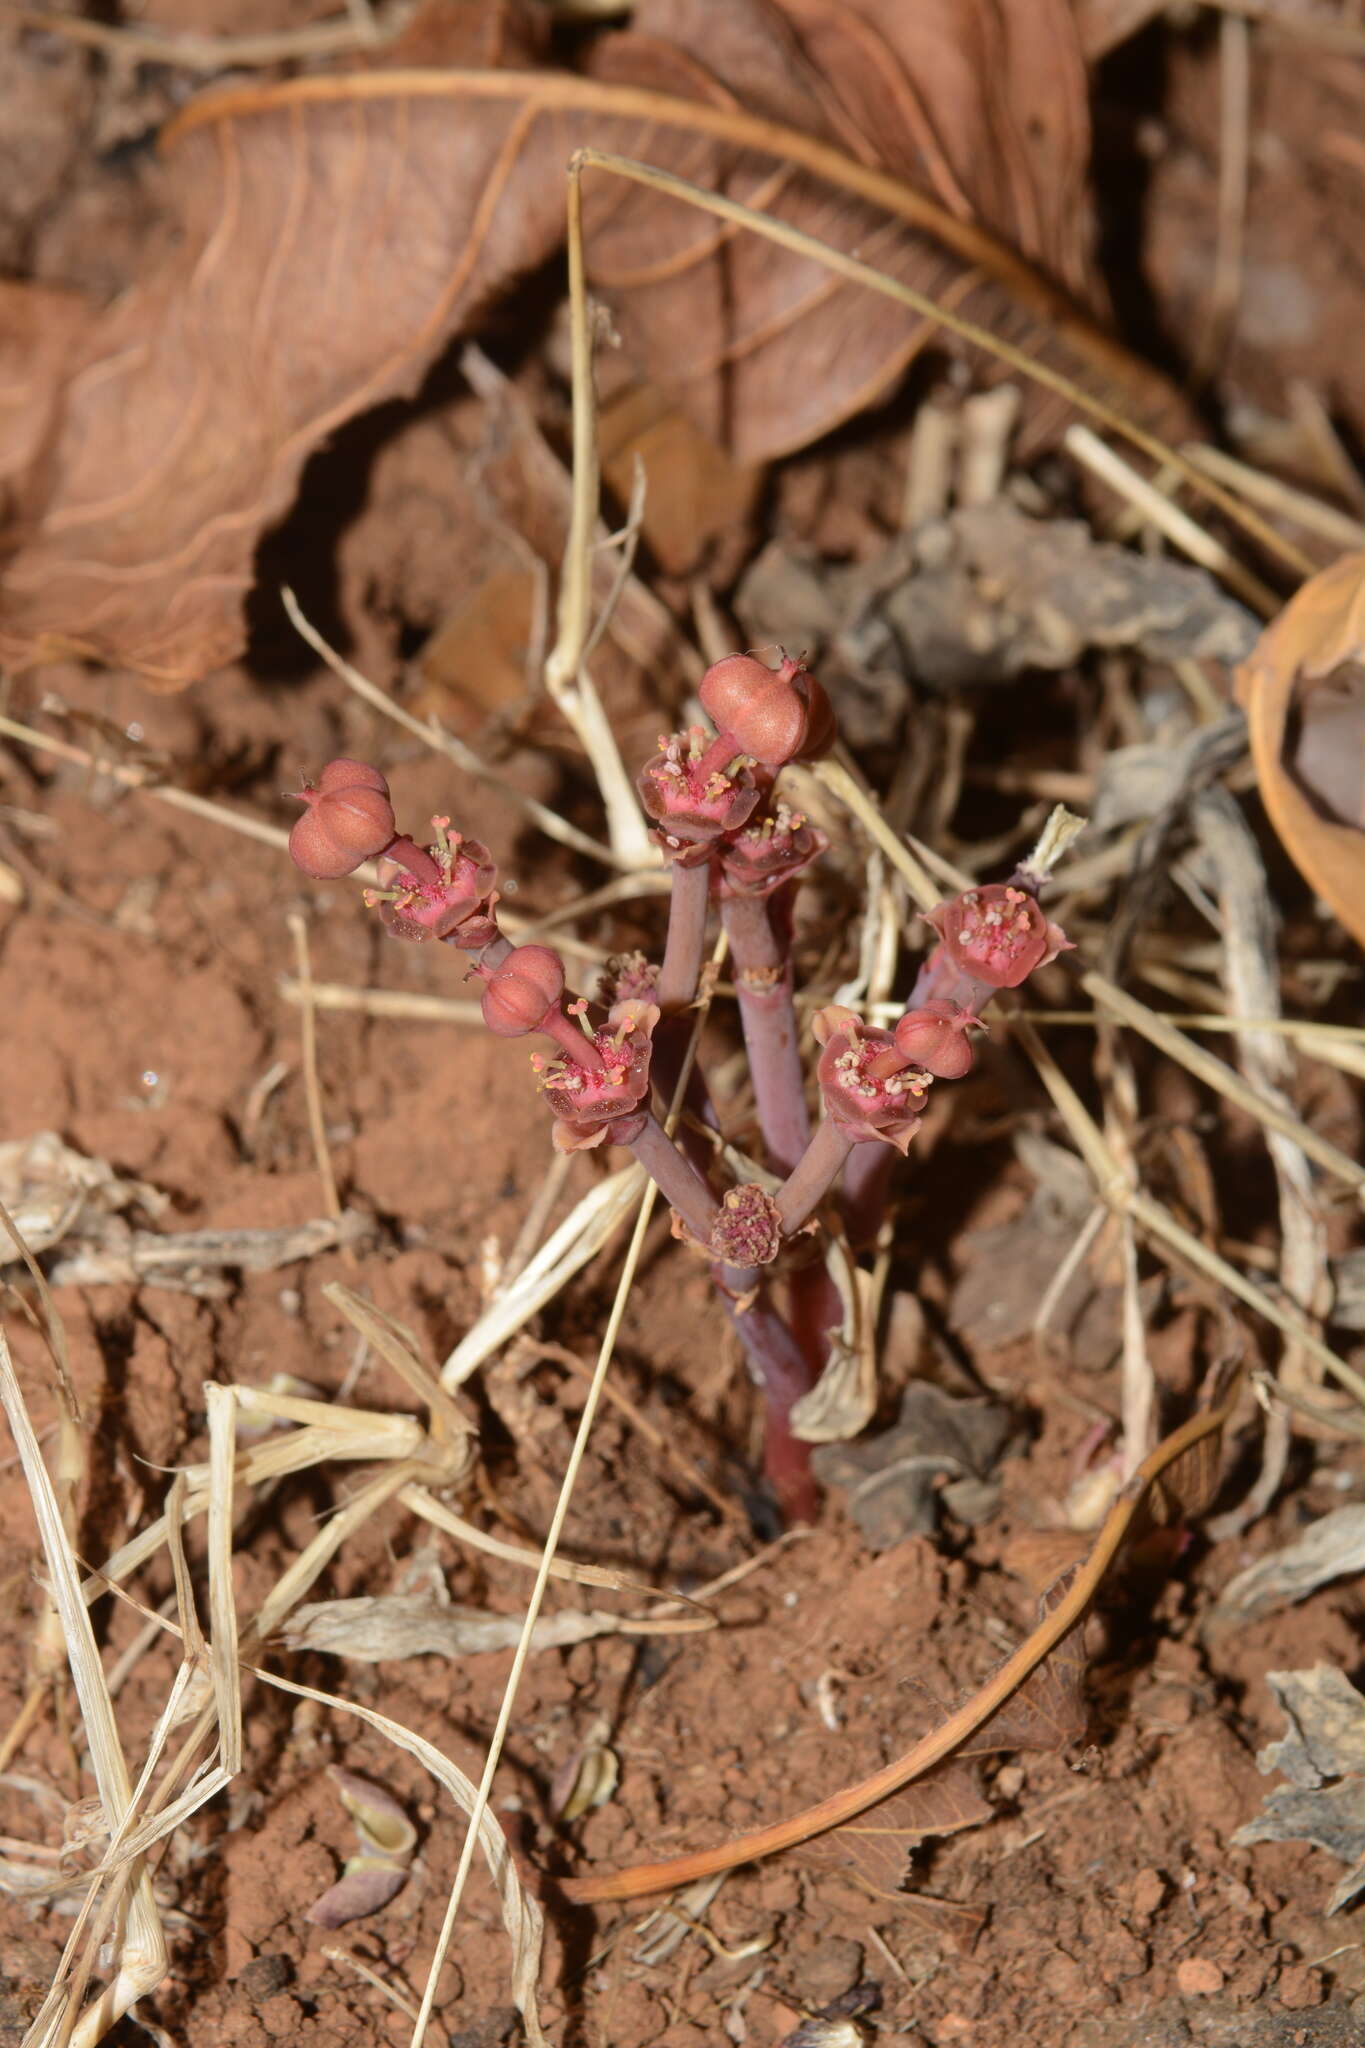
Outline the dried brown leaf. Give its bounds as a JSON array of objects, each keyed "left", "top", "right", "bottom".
[
  {"left": 798, "top": 1758, "right": 992, "bottom": 1895},
  {"left": 0, "top": 0, "right": 1164, "bottom": 684},
  {"left": 283, "top": 1593, "right": 668, "bottom": 1659},
  {"left": 1236, "top": 551, "right": 1365, "bottom": 950}
]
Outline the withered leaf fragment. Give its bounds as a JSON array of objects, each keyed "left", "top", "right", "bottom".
[{"left": 1234, "top": 1666, "right": 1365, "bottom": 1913}]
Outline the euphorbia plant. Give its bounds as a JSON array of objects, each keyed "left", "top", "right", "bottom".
[{"left": 287, "top": 654, "right": 1070, "bottom": 1523}]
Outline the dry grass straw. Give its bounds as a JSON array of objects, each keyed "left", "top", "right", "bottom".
[
  {"left": 2, "top": 1256, "right": 725, "bottom": 2045},
  {"left": 1064, "top": 423, "right": 1277, "bottom": 614},
  {"left": 0, "top": 1308, "right": 166, "bottom": 2048},
  {"left": 287, "top": 910, "right": 346, "bottom": 1232}
]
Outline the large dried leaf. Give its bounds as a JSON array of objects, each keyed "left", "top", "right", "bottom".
[
  {"left": 1236, "top": 552, "right": 1365, "bottom": 950},
  {"left": 0, "top": 0, "right": 1154, "bottom": 685}
]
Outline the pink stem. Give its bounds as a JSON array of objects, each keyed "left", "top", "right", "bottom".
[
  {"left": 841, "top": 1143, "right": 896, "bottom": 1251},
  {"left": 628, "top": 1112, "right": 720, "bottom": 1247},
  {"left": 720, "top": 893, "right": 810, "bottom": 1177},
  {"left": 657, "top": 858, "right": 712, "bottom": 1013},
  {"left": 713, "top": 1284, "right": 820, "bottom": 1524},
  {"left": 776, "top": 1119, "right": 856, "bottom": 1236}
]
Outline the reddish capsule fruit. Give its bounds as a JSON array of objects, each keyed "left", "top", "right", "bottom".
[
  {"left": 316, "top": 759, "right": 390, "bottom": 797},
  {"left": 893, "top": 1000, "right": 979, "bottom": 1080},
  {"left": 698, "top": 653, "right": 835, "bottom": 769},
  {"left": 479, "top": 946, "right": 565, "bottom": 1037},
  {"left": 289, "top": 763, "right": 396, "bottom": 879}
]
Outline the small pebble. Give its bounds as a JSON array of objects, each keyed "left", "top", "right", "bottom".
[
  {"left": 1177, "top": 1957, "right": 1224, "bottom": 1997},
  {"left": 1277, "top": 1963, "right": 1325, "bottom": 2009},
  {"left": 1130, "top": 1867, "right": 1166, "bottom": 1923}
]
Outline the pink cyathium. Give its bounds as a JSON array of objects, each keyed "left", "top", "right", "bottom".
[
  {"left": 812, "top": 1005, "right": 931, "bottom": 1153},
  {"left": 718, "top": 797, "right": 828, "bottom": 900},
  {"left": 925, "top": 882, "right": 1071, "bottom": 990},
  {"left": 638, "top": 726, "right": 761, "bottom": 863},
  {"left": 371, "top": 821, "right": 498, "bottom": 947},
  {"left": 535, "top": 998, "right": 660, "bottom": 1153}
]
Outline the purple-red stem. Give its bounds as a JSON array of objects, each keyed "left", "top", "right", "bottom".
[
  {"left": 657, "top": 858, "right": 712, "bottom": 1014},
  {"left": 719, "top": 889, "right": 835, "bottom": 1513},
  {"left": 841, "top": 1143, "right": 896, "bottom": 1251},
  {"left": 720, "top": 893, "right": 810, "bottom": 1178},
  {"left": 712, "top": 1281, "right": 822, "bottom": 1524},
  {"left": 777, "top": 1118, "right": 856, "bottom": 1236},
  {"left": 628, "top": 1111, "right": 720, "bottom": 1247}
]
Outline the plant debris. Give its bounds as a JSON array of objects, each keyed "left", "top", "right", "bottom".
[{"left": 1235, "top": 1668, "right": 1365, "bottom": 1914}]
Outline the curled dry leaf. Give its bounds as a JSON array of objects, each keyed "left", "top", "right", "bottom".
[
  {"left": 1236, "top": 551, "right": 1365, "bottom": 949},
  {"left": 330, "top": 1767, "right": 419, "bottom": 1860},
  {"left": 283, "top": 1593, "right": 680, "bottom": 1659},
  {"left": 305, "top": 1767, "right": 418, "bottom": 1929},
  {"left": 551, "top": 1738, "right": 620, "bottom": 1823},
  {"left": 796, "top": 1757, "right": 992, "bottom": 1896},
  {"left": 0, "top": 0, "right": 1171, "bottom": 685}
]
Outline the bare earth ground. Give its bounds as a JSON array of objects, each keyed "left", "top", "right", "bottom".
[{"left": 3, "top": 8, "right": 1365, "bottom": 2048}]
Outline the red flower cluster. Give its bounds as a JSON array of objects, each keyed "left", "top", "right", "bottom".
[
  {"left": 639, "top": 650, "right": 834, "bottom": 877},
  {"left": 287, "top": 760, "right": 499, "bottom": 950}
]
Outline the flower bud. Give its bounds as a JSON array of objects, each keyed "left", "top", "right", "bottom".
[
  {"left": 893, "top": 1000, "right": 979, "bottom": 1080},
  {"left": 480, "top": 945, "right": 565, "bottom": 1037},
  {"left": 289, "top": 766, "right": 396, "bottom": 880},
  {"left": 698, "top": 652, "right": 835, "bottom": 769}
]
